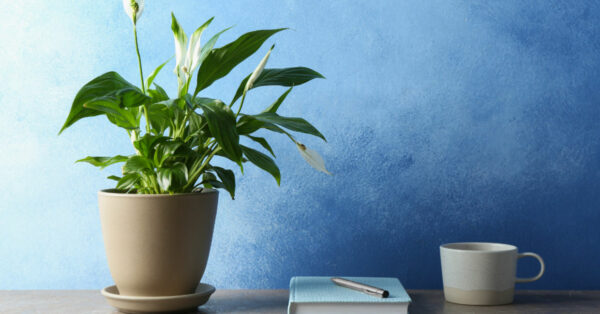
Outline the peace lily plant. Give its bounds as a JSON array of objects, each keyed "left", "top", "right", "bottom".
[{"left": 60, "top": 0, "right": 330, "bottom": 198}]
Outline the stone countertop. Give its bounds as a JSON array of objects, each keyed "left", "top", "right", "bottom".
[{"left": 1, "top": 289, "right": 599, "bottom": 313}]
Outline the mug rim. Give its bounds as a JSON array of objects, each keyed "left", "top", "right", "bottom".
[{"left": 440, "top": 242, "right": 517, "bottom": 253}]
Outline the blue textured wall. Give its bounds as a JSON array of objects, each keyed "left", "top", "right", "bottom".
[{"left": 1, "top": 0, "right": 599, "bottom": 290}]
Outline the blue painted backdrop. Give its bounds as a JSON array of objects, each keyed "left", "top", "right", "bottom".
[{"left": 0, "top": 0, "right": 599, "bottom": 290}]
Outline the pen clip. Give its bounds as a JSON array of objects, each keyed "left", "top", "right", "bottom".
[{"left": 364, "top": 288, "right": 383, "bottom": 298}]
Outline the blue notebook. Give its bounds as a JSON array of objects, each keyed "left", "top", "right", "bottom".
[{"left": 288, "top": 276, "right": 411, "bottom": 314}]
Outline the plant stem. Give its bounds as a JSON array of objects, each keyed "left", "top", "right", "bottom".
[
  {"left": 143, "top": 106, "right": 151, "bottom": 133},
  {"left": 235, "top": 92, "right": 247, "bottom": 117},
  {"left": 133, "top": 24, "right": 145, "bottom": 94},
  {"left": 133, "top": 24, "right": 151, "bottom": 134},
  {"left": 184, "top": 145, "right": 221, "bottom": 191}
]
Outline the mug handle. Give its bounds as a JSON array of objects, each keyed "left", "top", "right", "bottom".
[{"left": 515, "top": 252, "right": 545, "bottom": 283}]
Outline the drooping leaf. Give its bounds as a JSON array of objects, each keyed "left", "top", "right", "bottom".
[
  {"left": 242, "top": 145, "right": 280, "bottom": 185},
  {"left": 201, "top": 172, "right": 225, "bottom": 190},
  {"left": 236, "top": 115, "right": 264, "bottom": 135},
  {"left": 232, "top": 67, "right": 323, "bottom": 104},
  {"left": 249, "top": 112, "right": 326, "bottom": 141},
  {"left": 261, "top": 123, "right": 288, "bottom": 135},
  {"left": 114, "top": 87, "right": 151, "bottom": 107},
  {"left": 195, "top": 100, "right": 242, "bottom": 164},
  {"left": 212, "top": 166, "right": 235, "bottom": 199},
  {"left": 59, "top": 71, "right": 140, "bottom": 134},
  {"left": 194, "top": 28, "right": 285, "bottom": 95},
  {"left": 245, "top": 135, "right": 275, "bottom": 157},
  {"left": 76, "top": 155, "right": 129, "bottom": 169},
  {"left": 83, "top": 96, "right": 139, "bottom": 129}
]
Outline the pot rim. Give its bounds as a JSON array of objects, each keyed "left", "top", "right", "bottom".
[{"left": 98, "top": 188, "right": 218, "bottom": 198}]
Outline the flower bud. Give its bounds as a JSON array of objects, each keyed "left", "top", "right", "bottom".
[
  {"left": 245, "top": 45, "right": 274, "bottom": 92},
  {"left": 296, "top": 142, "right": 331, "bottom": 175},
  {"left": 123, "top": 0, "right": 144, "bottom": 24}
]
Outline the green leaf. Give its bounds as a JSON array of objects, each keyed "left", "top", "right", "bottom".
[
  {"left": 236, "top": 115, "right": 264, "bottom": 135},
  {"left": 195, "top": 100, "right": 242, "bottom": 164},
  {"left": 148, "top": 84, "right": 169, "bottom": 103},
  {"left": 83, "top": 96, "right": 139, "bottom": 129},
  {"left": 59, "top": 71, "right": 140, "bottom": 134},
  {"left": 212, "top": 166, "right": 236, "bottom": 199},
  {"left": 194, "top": 26, "right": 232, "bottom": 72},
  {"left": 147, "top": 102, "right": 173, "bottom": 135},
  {"left": 201, "top": 173, "right": 225, "bottom": 190},
  {"left": 145, "top": 57, "right": 172, "bottom": 90},
  {"left": 187, "top": 111, "right": 204, "bottom": 130},
  {"left": 250, "top": 112, "right": 326, "bottom": 141},
  {"left": 173, "top": 162, "right": 189, "bottom": 181},
  {"left": 157, "top": 167, "right": 173, "bottom": 192},
  {"left": 245, "top": 135, "right": 275, "bottom": 157},
  {"left": 263, "top": 87, "right": 292, "bottom": 114},
  {"left": 262, "top": 123, "right": 288, "bottom": 134},
  {"left": 123, "top": 156, "right": 153, "bottom": 174},
  {"left": 114, "top": 87, "right": 150, "bottom": 107},
  {"left": 189, "top": 97, "right": 223, "bottom": 110},
  {"left": 232, "top": 67, "right": 323, "bottom": 104},
  {"left": 157, "top": 163, "right": 188, "bottom": 193},
  {"left": 153, "top": 140, "right": 183, "bottom": 167},
  {"left": 242, "top": 145, "right": 280, "bottom": 185},
  {"left": 116, "top": 173, "right": 140, "bottom": 191},
  {"left": 133, "top": 134, "right": 169, "bottom": 157},
  {"left": 107, "top": 175, "right": 121, "bottom": 182},
  {"left": 161, "top": 162, "right": 188, "bottom": 192},
  {"left": 76, "top": 155, "right": 128, "bottom": 169},
  {"left": 194, "top": 28, "right": 286, "bottom": 95}
]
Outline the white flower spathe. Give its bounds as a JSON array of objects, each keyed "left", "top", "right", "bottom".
[
  {"left": 171, "top": 15, "right": 213, "bottom": 88},
  {"left": 123, "top": 0, "right": 144, "bottom": 24},
  {"left": 296, "top": 142, "right": 332, "bottom": 175},
  {"left": 171, "top": 14, "right": 188, "bottom": 84},
  {"left": 245, "top": 45, "right": 274, "bottom": 92}
]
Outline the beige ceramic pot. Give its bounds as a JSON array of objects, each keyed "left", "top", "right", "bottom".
[{"left": 98, "top": 189, "right": 218, "bottom": 297}]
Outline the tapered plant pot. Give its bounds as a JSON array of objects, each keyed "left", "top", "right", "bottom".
[{"left": 98, "top": 189, "right": 218, "bottom": 297}]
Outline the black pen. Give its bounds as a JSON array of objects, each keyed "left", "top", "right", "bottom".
[{"left": 331, "top": 277, "right": 390, "bottom": 298}]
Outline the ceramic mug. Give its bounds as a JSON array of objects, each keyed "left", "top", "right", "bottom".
[{"left": 440, "top": 242, "right": 544, "bottom": 305}]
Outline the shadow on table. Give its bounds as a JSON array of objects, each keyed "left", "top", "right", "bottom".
[
  {"left": 193, "top": 292, "right": 288, "bottom": 314},
  {"left": 409, "top": 291, "right": 600, "bottom": 314},
  {"left": 512, "top": 291, "right": 600, "bottom": 305}
]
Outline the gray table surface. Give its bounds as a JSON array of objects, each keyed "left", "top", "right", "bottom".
[{"left": 1, "top": 289, "right": 599, "bottom": 313}]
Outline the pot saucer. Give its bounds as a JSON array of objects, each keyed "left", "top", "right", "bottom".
[{"left": 101, "top": 283, "right": 215, "bottom": 313}]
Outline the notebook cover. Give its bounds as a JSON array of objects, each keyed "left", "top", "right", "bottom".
[{"left": 289, "top": 276, "right": 411, "bottom": 304}]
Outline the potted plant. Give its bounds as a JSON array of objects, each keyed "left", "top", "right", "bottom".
[{"left": 59, "top": 0, "right": 330, "bottom": 304}]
